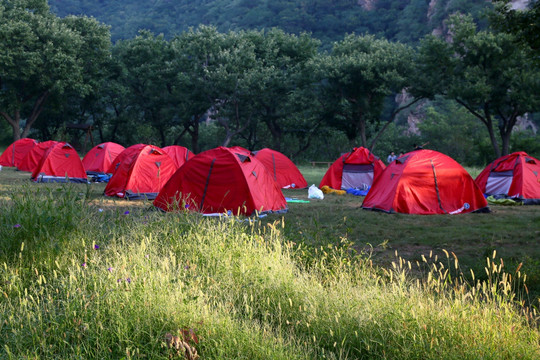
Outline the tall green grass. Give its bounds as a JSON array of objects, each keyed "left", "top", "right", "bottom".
[{"left": 1, "top": 186, "right": 539, "bottom": 359}]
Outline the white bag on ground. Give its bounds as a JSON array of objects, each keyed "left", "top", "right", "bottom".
[{"left": 308, "top": 184, "right": 324, "bottom": 200}]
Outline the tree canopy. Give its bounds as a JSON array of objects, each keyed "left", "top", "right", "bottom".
[
  {"left": 415, "top": 14, "right": 540, "bottom": 158},
  {"left": 0, "top": 0, "right": 111, "bottom": 141},
  {"left": 1, "top": 1, "right": 538, "bottom": 163}
]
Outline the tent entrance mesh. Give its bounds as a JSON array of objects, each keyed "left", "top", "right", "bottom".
[
  {"left": 486, "top": 170, "right": 513, "bottom": 195},
  {"left": 341, "top": 164, "right": 374, "bottom": 190}
]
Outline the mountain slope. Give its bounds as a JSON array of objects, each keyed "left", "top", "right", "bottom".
[{"left": 48, "top": 0, "right": 492, "bottom": 44}]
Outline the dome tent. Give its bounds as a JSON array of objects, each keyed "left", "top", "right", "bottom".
[
  {"left": 320, "top": 147, "right": 386, "bottom": 191},
  {"left": 253, "top": 148, "right": 307, "bottom": 189},
  {"left": 154, "top": 146, "right": 288, "bottom": 216},
  {"left": 475, "top": 151, "right": 540, "bottom": 205},
  {"left": 362, "top": 149, "right": 489, "bottom": 215},
  {"left": 0, "top": 138, "right": 38, "bottom": 167},
  {"left": 82, "top": 142, "right": 125, "bottom": 175},
  {"left": 104, "top": 144, "right": 178, "bottom": 200},
  {"left": 162, "top": 145, "right": 194, "bottom": 168},
  {"left": 17, "top": 140, "right": 59, "bottom": 172},
  {"left": 31, "top": 142, "right": 87, "bottom": 183}
]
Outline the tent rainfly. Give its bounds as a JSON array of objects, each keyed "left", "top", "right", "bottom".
[
  {"left": 253, "top": 148, "right": 307, "bottom": 189},
  {"left": 104, "top": 144, "right": 178, "bottom": 200},
  {"left": 154, "top": 146, "right": 288, "bottom": 216},
  {"left": 320, "top": 147, "right": 386, "bottom": 191},
  {"left": 362, "top": 149, "right": 490, "bottom": 215},
  {"left": 0, "top": 138, "right": 38, "bottom": 167},
  {"left": 31, "top": 142, "right": 87, "bottom": 183},
  {"left": 475, "top": 151, "right": 540, "bottom": 205}
]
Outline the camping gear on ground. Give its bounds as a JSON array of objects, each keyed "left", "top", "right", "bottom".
[
  {"left": 486, "top": 195, "right": 523, "bottom": 206},
  {"left": 285, "top": 197, "right": 310, "bottom": 203},
  {"left": 253, "top": 148, "right": 308, "bottom": 189},
  {"left": 31, "top": 142, "right": 88, "bottom": 183},
  {"left": 154, "top": 146, "right": 288, "bottom": 216},
  {"left": 362, "top": 149, "right": 489, "bottom": 214},
  {"left": 162, "top": 145, "right": 194, "bottom": 169},
  {"left": 104, "top": 144, "right": 178, "bottom": 200},
  {"left": 475, "top": 151, "right": 540, "bottom": 205},
  {"left": 320, "top": 147, "right": 385, "bottom": 192},
  {"left": 321, "top": 185, "right": 346, "bottom": 195},
  {"left": 82, "top": 142, "right": 125, "bottom": 175},
  {"left": 308, "top": 184, "right": 324, "bottom": 199},
  {"left": 17, "top": 140, "right": 59, "bottom": 172},
  {"left": 0, "top": 138, "right": 38, "bottom": 167},
  {"left": 346, "top": 187, "right": 370, "bottom": 196}
]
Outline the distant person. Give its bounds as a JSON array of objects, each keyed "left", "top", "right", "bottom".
[
  {"left": 398, "top": 151, "right": 404, "bottom": 158},
  {"left": 387, "top": 151, "right": 397, "bottom": 163}
]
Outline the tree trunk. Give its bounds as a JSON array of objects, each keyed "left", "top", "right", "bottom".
[
  {"left": 0, "top": 110, "right": 22, "bottom": 141},
  {"left": 173, "top": 127, "right": 189, "bottom": 146},
  {"left": 497, "top": 109, "right": 519, "bottom": 157},
  {"left": 483, "top": 110, "right": 501, "bottom": 159},
  {"left": 21, "top": 91, "right": 50, "bottom": 139},
  {"left": 190, "top": 120, "right": 200, "bottom": 154},
  {"left": 359, "top": 119, "right": 367, "bottom": 148},
  {"left": 158, "top": 126, "right": 167, "bottom": 148},
  {"left": 456, "top": 100, "right": 501, "bottom": 159}
]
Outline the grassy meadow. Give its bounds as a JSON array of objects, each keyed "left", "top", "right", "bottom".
[{"left": 1, "top": 165, "right": 539, "bottom": 359}]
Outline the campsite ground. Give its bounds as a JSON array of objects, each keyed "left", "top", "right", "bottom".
[
  {"left": 1, "top": 165, "right": 539, "bottom": 303},
  {"left": 2, "top": 164, "right": 540, "bottom": 358}
]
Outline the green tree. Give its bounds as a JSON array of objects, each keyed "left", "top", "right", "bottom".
[
  {"left": 417, "top": 100, "right": 488, "bottom": 165},
  {"left": 209, "top": 31, "right": 259, "bottom": 147},
  {"left": 491, "top": 0, "right": 540, "bottom": 52},
  {"left": 113, "top": 31, "right": 177, "bottom": 147},
  {"left": 239, "top": 29, "right": 320, "bottom": 151},
  {"left": 416, "top": 14, "right": 540, "bottom": 157},
  {"left": 315, "top": 34, "right": 420, "bottom": 150},
  {"left": 0, "top": 0, "right": 110, "bottom": 141},
  {"left": 170, "top": 26, "right": 230, "bottom": 153}
]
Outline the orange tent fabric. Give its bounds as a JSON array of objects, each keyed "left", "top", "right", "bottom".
[
  {"left": 154, "top": 146, "right": 288, "bottom": 215},
  {"left": 320, "top": 147, "right": 385, "bottom": 190},
  {"left": 104, "top": 144, "right": 178, "bottom": 200},
  {"left": 362, "top": 149, "right": 489, "bottom": 214},
  {"left": 31, "top": 142, "right": 87, "bottom": 183},
  {"left": 162, "top": 145, "right": 194, "bottom": 168},
  {"left": 253, "top": 148, "right": 307, "bottom": 189},
  {"left": 475, "top": 151, "right": 540, "bottom": 205},
  {"left": 82, "top": 142, "right": 125, "bottom": 174},
  {"left": 17, "top": 140, "right": 59, "bottom": 172},
  {"left": 0, "top": 138, "right": 38, "bottom": 167}
]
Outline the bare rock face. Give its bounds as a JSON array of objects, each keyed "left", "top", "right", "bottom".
[
  {"left": 395, "top": 90, "right": 426, "bottom": 136},
  {"left": 515, "top": 114, "right": 538, "bottom": 134},
  {"left": 511, "top": 0, "right": 531, "bottom": 10},
  {"left": 357, "top": 0, "right": 377, "bottom": 11}
]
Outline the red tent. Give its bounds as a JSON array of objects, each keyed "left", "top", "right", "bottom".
[
  {"left": 31, "top": 142, "right": 87, "bottom": 183},
  {"left": 253, "top": 148, "right": 307, "bottom": 189},
  {"left": 0, "top": 138, "right": 38, "bottom": 167},
  {"left": 82, "top": 142, "right": 125, "bottom": 174},
  {"left": 475, "top": 151, "right": 540, "bottom": 205},
  {"left": 154, "top": 146, "right": 288, "bottom": 215},
  {"left": 320, "top": 147, "right": 386, "bottom": 190},
  {"left": 362, "top": 149, "right": 489, "bottom": 214},
  {"left": 104, "top": 144, "right": 178, "bottom": 200},
  {"left": 162, "top": 145, "right": 194, "bottom": 168},
  {"left": 17, "top": 140, "right": 59, "bottom": 172}
]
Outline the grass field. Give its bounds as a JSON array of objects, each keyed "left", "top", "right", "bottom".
[
  {"left": 287, "top": 166, "right": 540, "bottom": 300},
  {"left": 1, "top": 165, "right": 539, "bottom": 358}
]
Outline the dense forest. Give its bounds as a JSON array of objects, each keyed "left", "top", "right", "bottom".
[
  {"left": 48, "top": 0, "right": 491, "bottom": 45},
  {"left": 1, "top": 0, "right": 539, "bottom": 166}
]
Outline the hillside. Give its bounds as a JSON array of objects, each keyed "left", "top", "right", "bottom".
[{"left": 48, "top": 0, "right": 492, "bottom": 44}]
